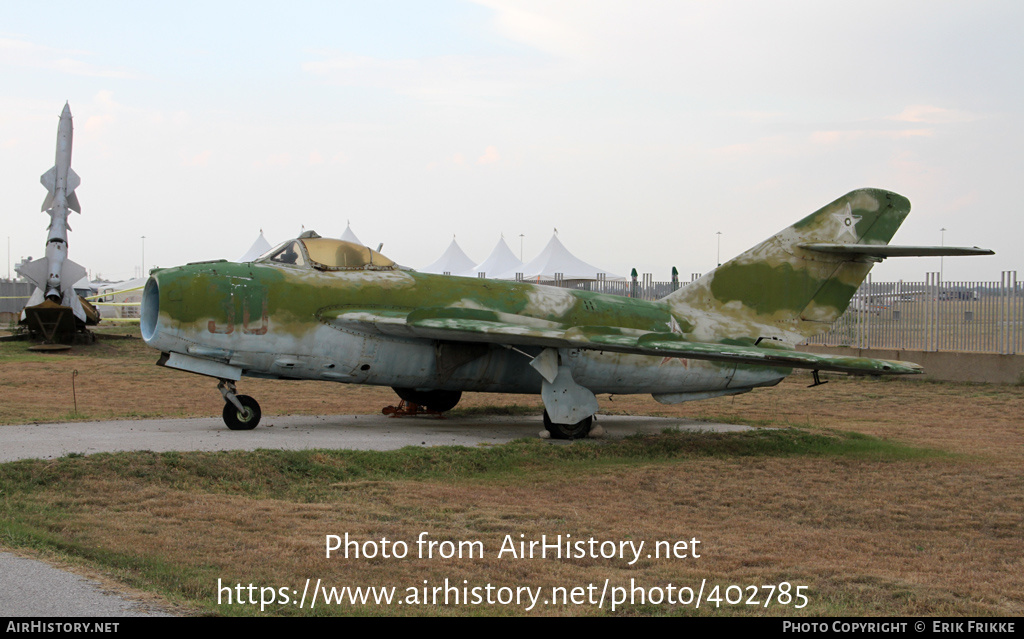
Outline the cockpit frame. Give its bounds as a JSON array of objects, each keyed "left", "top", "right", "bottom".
[{"left": 257, "top": 236, "right": 397, "bottom": 272}]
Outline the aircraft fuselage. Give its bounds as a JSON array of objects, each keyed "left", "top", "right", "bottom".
[{"left": 141, "top": 259, "right": 786, "bottom": 398}]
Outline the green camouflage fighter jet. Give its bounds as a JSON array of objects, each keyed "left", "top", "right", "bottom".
[{"left": 140, "top": 188, "right": 992, "bottom": 438}]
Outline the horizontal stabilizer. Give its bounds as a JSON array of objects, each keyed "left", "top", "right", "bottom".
[{"left": 797, "top": 243, "right": 994, "bottom": 258}]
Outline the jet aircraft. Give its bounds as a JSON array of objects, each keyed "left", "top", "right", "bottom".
[{"left": 140, "top": 189, "right": 992, "bottom": 438}]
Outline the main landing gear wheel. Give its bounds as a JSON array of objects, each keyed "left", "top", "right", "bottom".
[
  {"left": 392, "top": 388, "right": 462, "bottom": 413},
  {"left": 543, "top": 411, "right": 593, "bottom": 440},
  {"left": 223, "top": 395, "right": 261, "bottom": 430}
]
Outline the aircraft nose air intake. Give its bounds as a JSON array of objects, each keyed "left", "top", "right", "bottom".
[{"left": 141, "top": 277, "right": 160, "bottom": 343}]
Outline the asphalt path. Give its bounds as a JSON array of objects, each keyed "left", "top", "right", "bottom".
[
  {"left": 0, "top": 413, "right": 749, "bottom": 617},
  {"left": 0, "top": 413, "right": 751, "bottom": 463},
  {"left": 0, "top": 553, "right": 174, "bottom": 617}
]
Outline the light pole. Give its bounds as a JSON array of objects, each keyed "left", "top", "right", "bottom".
[
  {"left": 519, "top": 234, "right": 525, "bottom": 261},
  {"left": 141, "top": 235, "right": 146, "bottom": 279},
  {"left": 939, "top": 227, "right": 946, "bottom": 283},
  {"left": 716, "top": 231, "right": 722, "bottom": 267}
]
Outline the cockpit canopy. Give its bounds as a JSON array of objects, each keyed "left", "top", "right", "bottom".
[{"left": 257, "top": 232, "right": 396, "bottom": 271}]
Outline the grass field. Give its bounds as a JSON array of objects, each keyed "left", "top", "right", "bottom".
[{"left": 1, "top": 326, "right": 1022, "bottom": 616}]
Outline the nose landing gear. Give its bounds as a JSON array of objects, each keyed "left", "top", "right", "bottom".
[
  {"left": 542, "top": 411, "right": 593, "bottom": 440},
  {"left": 218, "top": 379, "right": 262, "bottom": 430}
]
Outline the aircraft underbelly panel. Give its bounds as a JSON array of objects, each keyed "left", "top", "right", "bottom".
[
  {"left": 369, "top": 339, "right": 540, "bottom": 393},
  {"left": 571, "top": 351, "right": 738, "bottom": 395}
]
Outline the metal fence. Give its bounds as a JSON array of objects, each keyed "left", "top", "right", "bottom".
[
  {"left": 802, "top": 272, "right": 1021, "bottom": 354},
  {"left": 0, "top": 281, "right": 34, "bottom": 314},
  {"left": 541, "top": 270, "right": 1021, "bottom": 355}
]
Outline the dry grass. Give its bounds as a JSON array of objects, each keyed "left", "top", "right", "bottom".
[
  {"left": 1, "top": 326, "right": 1023, "bottom": 616},
  {"left": 0, "top": 328, "right": 544, "bottom": 424}
]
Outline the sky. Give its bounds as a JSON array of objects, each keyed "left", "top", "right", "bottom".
[{"left": 2, "top": 0, "right": 1021, "bottom": 284}]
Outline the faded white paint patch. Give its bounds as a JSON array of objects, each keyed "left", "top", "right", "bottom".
[
  {"left": 524, "top": 286, "right": 576, "bottom": 318},
  {"left": 449, "top": 298, "right": 493, "bottom": 311},
  {"left": 291, "top": 269, "right": 416, "bottom": 288}
]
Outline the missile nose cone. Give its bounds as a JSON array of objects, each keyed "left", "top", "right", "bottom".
[{"left": 61, "top": 102, "right": 72, "bottom": 118}]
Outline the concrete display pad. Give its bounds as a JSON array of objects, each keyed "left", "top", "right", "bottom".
[{"left": 0, "top": 413, "right": 752, "bottom": 463}]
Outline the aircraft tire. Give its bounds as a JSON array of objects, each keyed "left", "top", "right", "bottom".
[
  {"left": 392, "top": 388, "right": 462, "bottom": 413},
  {"left": 223, "top": 395, "right": 261, "bottom": 430},
  {"left": 543, "top": 411, "right": 593, "bottom": 440}
]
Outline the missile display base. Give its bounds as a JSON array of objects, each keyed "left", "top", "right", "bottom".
[{"left": 20, "top": 300, "right": 94, "bottom": 346}]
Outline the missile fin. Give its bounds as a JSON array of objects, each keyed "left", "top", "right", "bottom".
[
  {"left": 64, "top": 290, "right": 87, "bottom": 323},
  {"left": 61, "top": 259, "right": 88, "bottom": 291},
  {"left": 66, "top": 167, "right": 81, "bottom": 195},
  {"left": 40, "top": 166, "right": 57, "bottom": 193},
  {"left": 40, "top": 166, "right": 57, "bottom": 211},
  {"left": 14, "top": 257, "right": 49, "bottom": 291}
]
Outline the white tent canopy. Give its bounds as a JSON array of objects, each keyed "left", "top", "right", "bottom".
[
  {"left": 340, "top": 223, "right": 363, "bottom": 246},
  {"left": 514, "top": 234, "right": 623, "bottom": 281},
  {"left": 419, "top": 238, "right": 477, "bottom": 276},
  {"left": 236, "top": 231, "right": 272, "bottom": 262},
  {"left": 471, "top": 236, "right": 523, "bottom": 279}
]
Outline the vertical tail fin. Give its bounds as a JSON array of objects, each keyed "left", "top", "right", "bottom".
[{"left": 664, "top": 188, "right": 911, "bottom": 343}]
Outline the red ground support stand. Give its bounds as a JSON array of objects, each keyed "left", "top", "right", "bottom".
[{"left": 381, "top": 400, "right": 445, "bottom": 418}]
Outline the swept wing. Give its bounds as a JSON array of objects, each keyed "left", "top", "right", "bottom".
[{"left": 319, "top": 306, "right": 922, "bottom": 376}]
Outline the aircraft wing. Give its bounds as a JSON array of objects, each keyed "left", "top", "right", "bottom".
[
  {"left": 321, "top": 306, "right": 922, "bottom": 376},
  {"left": 632, "top": 334, "right": 922, "bottom": 375}
]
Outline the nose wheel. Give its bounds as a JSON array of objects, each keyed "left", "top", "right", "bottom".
[
  {"left": 543, "top": 410, "right": 593, "bottom": 440},
  {"left": 218, "top": 380, "right": 262, "bottom": 430}
]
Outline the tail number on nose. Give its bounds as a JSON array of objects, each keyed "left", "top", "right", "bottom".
[{"left": 208, "top": 279, "right": 268, "bottom": 336}]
